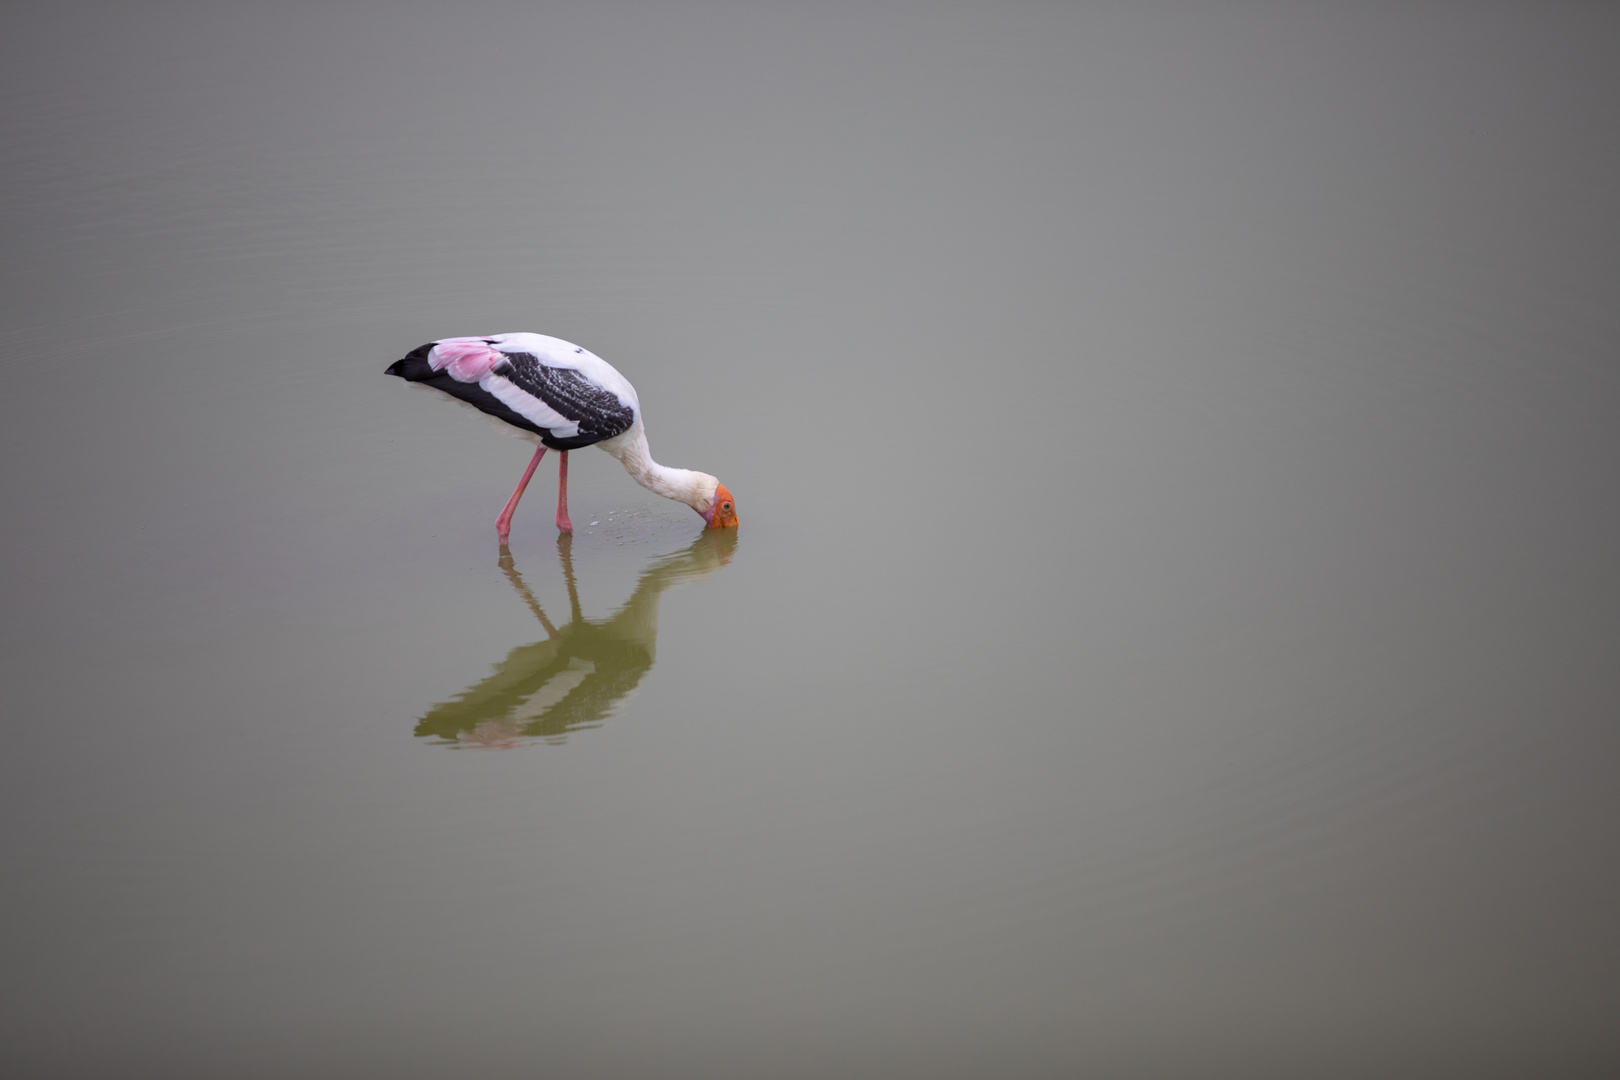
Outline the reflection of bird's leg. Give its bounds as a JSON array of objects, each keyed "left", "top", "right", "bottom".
[
  {"left": 557, "top": 532, "right": 583, "bottom": 623},
  {"left": 499, "top": 550, "right": 559, "bottom": 639}
]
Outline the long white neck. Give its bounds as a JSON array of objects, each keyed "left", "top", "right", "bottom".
[{"left": 605, "top": 430, "right": 719, "bottom": 514}]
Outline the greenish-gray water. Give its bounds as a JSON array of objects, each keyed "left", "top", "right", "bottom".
[{"left": 2, "top": 4, "right": 1617, "bottom": 1077}]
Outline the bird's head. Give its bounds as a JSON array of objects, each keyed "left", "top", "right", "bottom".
[{"left": 702, "top": 483, "right": 739, "bottom": 529}]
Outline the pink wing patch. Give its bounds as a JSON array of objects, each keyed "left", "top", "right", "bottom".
[{"left": 429, "top": 337, "right": 504, "bottom": 383}]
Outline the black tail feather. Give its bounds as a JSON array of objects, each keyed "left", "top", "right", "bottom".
[
  {"left": 385, "top": 343, "right": 436, "bottom": 380},
  {"left": 386, "top": 342, "right": 550, "bottom": 440}
]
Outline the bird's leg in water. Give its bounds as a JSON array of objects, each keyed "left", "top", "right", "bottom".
[
  {"left": 555, "top": 451, "right": 573, "bottom": 533},
  {"left": 497, "top": 445, "right": 547, "bottom": 544}
]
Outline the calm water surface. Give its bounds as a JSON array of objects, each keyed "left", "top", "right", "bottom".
[{"left": 3, "top": 4, "right": 1618, "bottom": 1077}]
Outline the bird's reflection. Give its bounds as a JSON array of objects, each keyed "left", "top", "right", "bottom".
[{"left": 414, "top": 530, "right": 737, "bottom": 748}]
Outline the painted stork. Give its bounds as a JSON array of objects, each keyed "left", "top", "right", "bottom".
[{"left": 387, "top": 333, "right": 738, "bottom": 542}]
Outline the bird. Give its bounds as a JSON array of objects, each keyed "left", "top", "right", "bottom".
[{"left": 386, "top": 333, "right": 738, "bottom": 543}]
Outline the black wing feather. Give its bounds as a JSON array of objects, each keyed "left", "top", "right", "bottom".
[
  {"left": 494, "top": 352, "right": 634, "bottom": 450},
  {"left": 386, "top": 345, "right": 547, "bottom": 439},
  {"left": 386, "top": 345, "right": 634, "bottom": 451}
]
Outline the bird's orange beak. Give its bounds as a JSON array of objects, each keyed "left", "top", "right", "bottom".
[{"left": 709, "top": 484, "right": 739, "bottom": 529}]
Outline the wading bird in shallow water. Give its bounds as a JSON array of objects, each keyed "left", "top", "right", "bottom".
[{"left": 387, "top": 333, "right": 738, "bottom": 543}]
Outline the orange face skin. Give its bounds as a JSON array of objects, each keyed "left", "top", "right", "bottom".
[{"left": 708, "top": 483, "right": 739, "bottom": 529}]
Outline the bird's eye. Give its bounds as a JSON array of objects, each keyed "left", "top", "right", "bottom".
[{"left": 722, "top": 502, "right": 732, "bottom": 512}]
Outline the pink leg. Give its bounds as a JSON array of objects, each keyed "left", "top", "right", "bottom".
[
  {"left": 555, "top": 451, "right": 573, "bottom": 533},
  {"left": 496, "top": 446, "right": 547, "bottom": 544}
]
